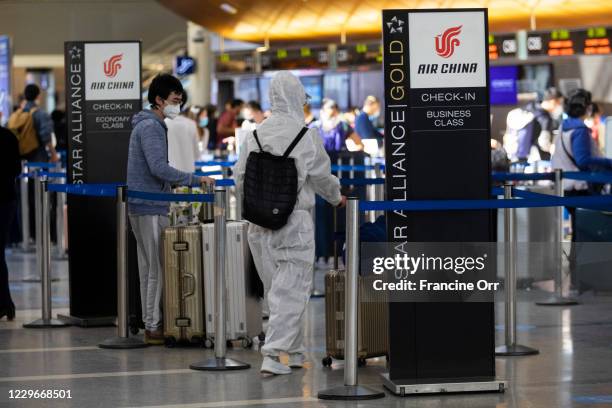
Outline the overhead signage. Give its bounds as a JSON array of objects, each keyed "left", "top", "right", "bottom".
[
  {"left": 0, "top": 36, "right": 10, "bottom": 126},
  {"left": 488, "top": 33, "right": 517, "bottom": 60},
  {"left": 527, "top": 27, "right": 612, "bottom": 57},
  {"left": 65, "top": 41, "right": 141, "bottom": 184},
  {"left": 174, "top": 56, "right": 196, "bottom": 76}
]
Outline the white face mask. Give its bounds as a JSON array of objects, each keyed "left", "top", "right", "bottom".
[{"left": 163, "top": 102, "right": 180, "bottom": 120}]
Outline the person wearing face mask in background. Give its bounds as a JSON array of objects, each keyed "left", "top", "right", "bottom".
[
  {"left": 237, "top": 101, "right": 267, "bottom": 157},
  {"left": 165, "top": 91, "right": 200, "bottom": 174},
  {"left": 504, "top": 87, "right": 564, "bottom": 163},
  {"left": 127, "top": 74, "right": 215, "bottom": 345},
  {"left": 354, "top": 95, "right": 383, "bottom": 146},
  {"left": 241, "top": 100, "right": 266, "bottom": 130}
]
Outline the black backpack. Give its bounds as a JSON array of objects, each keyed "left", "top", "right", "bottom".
[{"left": 242, "top": 127, "right": 309, "bottom": 230}]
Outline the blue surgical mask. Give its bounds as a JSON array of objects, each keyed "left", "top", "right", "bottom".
[
  {"left": 199, "top": 117, "right": 209, "bottom": 127},
  {"left": 369, "top": 114, "right": 379, "bottom": 122}
]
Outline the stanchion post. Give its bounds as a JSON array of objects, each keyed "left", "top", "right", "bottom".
[
  {"left": 23, "top": 178, "right": 70, "bottom": 328},
  {"left": 495, "top": 184, "right": 538, "bottom": 356},
  {"left": 54, "top": 163, "right": 67, "bottom": 259},
  {"left": 318, "top": 198, "right": 385, "bottom": 400},
  {"left": 349, "top": 156, "right": 355, "bottom": 190},
  {"left": 190, "top": 187, "right": 250, "bottom": 370},
  {"left": 19, "top": 160, "right": 31, "bottom": 252},
  {"left": 536, "top": 168, "right": 578, "bottom": 306},
  {"left": 374, "top": 163, "right": 384, "bottom": 220},
  {"left": 99, "top": 186, "right": 147, "bottom": 348}
]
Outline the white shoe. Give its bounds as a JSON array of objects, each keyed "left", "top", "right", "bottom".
[
  {"left": 261, "top": 356, "right": 291, "bottom": 375},
  {"left": 288, "top": 353, "right": 305, "bottom": 368}
]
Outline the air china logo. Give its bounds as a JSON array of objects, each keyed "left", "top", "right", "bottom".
[
  {"left": 435, "top": 26, "right": 462, "bottom": 58},
  {"left": 103, "top": 54, "right": 123, "bottom": 78}
]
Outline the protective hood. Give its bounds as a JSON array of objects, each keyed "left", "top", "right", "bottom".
[{"left": 269, "top": 71, "right": 307, "bottom": 123}]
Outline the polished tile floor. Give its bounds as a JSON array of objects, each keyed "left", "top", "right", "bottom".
[{"left": 2, "top": 249, "right": 612, "bottom": 407}]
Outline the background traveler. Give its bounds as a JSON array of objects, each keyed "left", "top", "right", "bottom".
[{"left": 0, "top": 122, "right": 20, "bottom": 321}]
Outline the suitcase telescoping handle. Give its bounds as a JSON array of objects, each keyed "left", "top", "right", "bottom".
[{"left": 333, "top": 206, "right": 339, "bottom": 270}]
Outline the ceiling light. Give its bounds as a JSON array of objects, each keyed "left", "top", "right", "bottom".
[{"left": 220, "top": 3, "right": 237, "bottom": 15}]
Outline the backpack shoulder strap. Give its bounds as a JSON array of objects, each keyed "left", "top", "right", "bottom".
[
  {"left": 282, "top": 127, "right": 309, "bottom": 158},
  {"left": 560, "top": 130, "right": 580, "bottom": 169},
  {"left": 252, "top": 130, "right": 264, "bottom": 152}
]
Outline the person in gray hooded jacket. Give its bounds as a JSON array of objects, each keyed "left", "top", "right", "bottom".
[{"left": 127, "top": 74, "right": 214, "bottom": 344}]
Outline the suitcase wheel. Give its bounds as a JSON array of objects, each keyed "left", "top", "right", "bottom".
[
  {"left": 241, "top": 337, "right": 253, "bottom": 349},
  {"left": 204, "top": 337, "right": 214, "bottom": 349},
  {"left": 358, "top": 357, "right": 367, "bottom": 367},
  {"left": 322, "top": 356, "right": 333, "bottom": 368},
  {"left": 129, "top": 325, "right": 140, "bottom": 336},
  {"left": 258, "top": 332, "right": 266, "bottom": 342},
  {"left": 164, "top": 337, "right": 177, "bottom": 348}
]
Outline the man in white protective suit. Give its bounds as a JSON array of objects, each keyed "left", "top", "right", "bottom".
[{"left": 234, "top": 71, "right": 346, "bottom": 375}]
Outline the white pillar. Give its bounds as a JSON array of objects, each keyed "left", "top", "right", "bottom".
[{"left": 187, "top": 22, "right": 213, "bottom": 106}]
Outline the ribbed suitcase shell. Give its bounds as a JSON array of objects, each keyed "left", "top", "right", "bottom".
[
  {"left": 202, "top": 221, "right": 262, "bottom": 345},
  {"left": 162, "top": 225, "right": 205, "bottom": 344},
  {"left": 324, "top": 269, "right": 388, "bottom": 363}
]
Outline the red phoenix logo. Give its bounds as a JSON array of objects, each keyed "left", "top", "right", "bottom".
[
  {"left": 103, "top": 53, "right": 123, "bottom": 78},
  {"left": 435, "top": 26, "right": 462, "bottom": 58}
]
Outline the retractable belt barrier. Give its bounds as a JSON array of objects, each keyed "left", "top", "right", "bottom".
[
  {"left": 194, "top": 170, "right": 224, "bottom": 177},
  {"left": 195, "top": 160, "right": 237, "bottom": 167},
  {"left": 46, "top": 183, "right": 215, "bottom": 202}
]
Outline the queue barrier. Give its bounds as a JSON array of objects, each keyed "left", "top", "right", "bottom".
[
  {"left": 26, "top": 162, "right": 57, "bottom": 169},
  {"left": 36, "top": 182, "right": 242, "bottom": 365},
  {"left": 195, "top": 160, "right": 237, "bottom": 167},
  {"left": 195, "top": 170, "right": 224, "bottom": 177},
  {"left": 319, "top": 181, "right": 612, "bottom": 399}
]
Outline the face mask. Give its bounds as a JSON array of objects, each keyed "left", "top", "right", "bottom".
[
  {"left": 369, "top": 113, "right": 379, "bottom": 122},
  {"left": 552, "top": 105, "right": 563, "bottom": 120},
  {"left": 163, "top": 102, "right": 180, "bottom": 120},
  {"left": 199, "top": 117, "right": 209, "bottom": 127}
]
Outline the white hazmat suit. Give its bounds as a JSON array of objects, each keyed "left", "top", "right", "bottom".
[{"left": 234, "top": 72, "right": 341, "bottom": 364}]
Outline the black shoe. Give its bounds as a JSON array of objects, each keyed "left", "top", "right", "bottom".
[
  {"left": 7, "top": 305, "right": 15, "bottom": 321},
  {"left": 0, "top": 305, "right": 15, "bottom": 321}
]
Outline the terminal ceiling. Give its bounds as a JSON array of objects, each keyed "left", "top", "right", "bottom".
[{"left": 159, "top": 0, "right": 612, "bottom": 44}]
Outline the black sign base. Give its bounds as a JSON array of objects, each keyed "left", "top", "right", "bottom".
[
  {"left": 495, "top": 344, "right": 539, "bottom": 356},
  {"left": 189, "top": 357, "right": 250, "bottom": 371},
  {"left": 536, "top": 296, "right": 579, "bottom": 306},
  {"left": 23, "top": 318, "right": 71, "bottom": 329},
  {"left": 99, "top": 336, "right": 148, "bottom": 349},
  {"left": 57, "top": 314, "right": 115, "bottom": 327},
  {"left": 318, "top": 385, "right": 386, "bottom": 400},
  {"left": 381, "top": 373, "right": 507, "bottom": 396}
]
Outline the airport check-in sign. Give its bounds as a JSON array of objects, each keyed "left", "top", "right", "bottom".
[
  {"left": 382, "top": 9, "right": 490, "bottom": 245},
  {"left": 65, "top": 41, "right": 141, "bottom": 184}
]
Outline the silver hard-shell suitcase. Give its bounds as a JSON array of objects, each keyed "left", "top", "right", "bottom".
[{"left": 201, "top": 221, "right": 263, "bottom": 348}]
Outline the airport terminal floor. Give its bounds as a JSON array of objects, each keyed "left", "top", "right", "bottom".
[{"left": 3, "top": 249, "right": 612, "bottom": 407}]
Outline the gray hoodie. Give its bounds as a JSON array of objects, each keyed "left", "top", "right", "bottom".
[{"left": 127, "top": 110, "right": 194, "bottom": 215}]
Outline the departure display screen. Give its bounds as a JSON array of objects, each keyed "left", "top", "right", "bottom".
[{"left": 527, "top": 27, "right": 612, "bottom": 57}]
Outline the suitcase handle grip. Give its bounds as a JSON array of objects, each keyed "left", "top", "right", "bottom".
[{"left": 182, "top": 273, "right": 195, "bottom": 298}]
